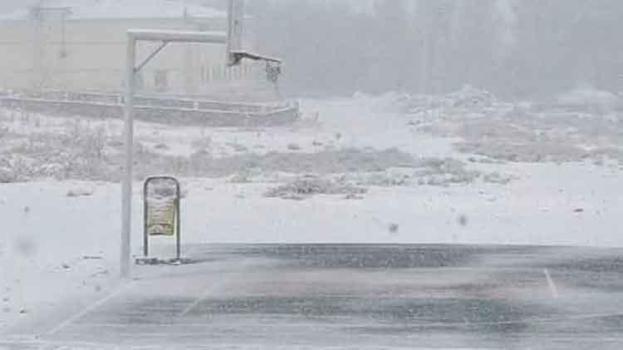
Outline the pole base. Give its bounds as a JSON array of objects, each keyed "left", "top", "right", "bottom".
[{"left": 135, "top": 257, "right": 192, "bottom": 265}]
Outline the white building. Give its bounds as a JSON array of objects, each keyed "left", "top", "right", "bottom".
[{"left": 0, "top": 0, "right": 259, "bottom": 94}]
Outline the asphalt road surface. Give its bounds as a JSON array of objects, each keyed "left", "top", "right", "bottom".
[{"left": 4, "top": 244, "right": 623, "bottom": 349}]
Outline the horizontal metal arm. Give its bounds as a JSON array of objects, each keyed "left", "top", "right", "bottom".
[
  {"left": 229, "top": 50, "right": 282, "bottom": 66},
  {"left": 128, "top": 29, "right": 227, "bottom": 44}
]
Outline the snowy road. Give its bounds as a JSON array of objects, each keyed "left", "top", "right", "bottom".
[{"left": 4, "top": 244, "right": 623, "bottom": 349}]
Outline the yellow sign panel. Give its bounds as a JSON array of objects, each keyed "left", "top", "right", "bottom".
[{"left": 147, "top": 199, "right": 177, "bottom": 236}]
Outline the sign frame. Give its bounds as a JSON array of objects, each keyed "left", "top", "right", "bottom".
[{"left": 143, "top": 176, "right": 181, "bottom": 261}]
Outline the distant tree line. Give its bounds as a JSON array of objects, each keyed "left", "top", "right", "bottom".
[{"left": 240, "top": 0, "right": 623, "bottom": 99}]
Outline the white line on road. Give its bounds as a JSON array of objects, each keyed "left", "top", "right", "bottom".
[
  {"left": 179, "top": 271, "right": 243, "bottom": 317},
  {"left": 543, "top": 268, "right": 559, "bottom": 299},
  {"left": 44, "top": 281, "right": 134, "bottom": 337},
  {"left": 179, "top": 286, "right": 217, "bottom": 317}
]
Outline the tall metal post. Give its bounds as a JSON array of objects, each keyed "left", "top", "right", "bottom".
[
  {"left": 121, "top": 33, "right": 136, "bottom": 278},
  {"left": 226, "top": 0, "right": 244, "bottom": 66},
  {"left": 118, "top": 29, "right": 228, "bottom": 277},
  {"left": 31, "top": 5, "right": 43, "bottom": 90}
]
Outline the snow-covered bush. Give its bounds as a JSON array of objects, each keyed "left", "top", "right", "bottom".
[{"left": 265, "top": 176, "right": 366, "bottom": 200}]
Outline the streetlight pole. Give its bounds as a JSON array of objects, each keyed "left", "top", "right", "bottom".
[
  {"left": 121, "top": 33, "right": 136, "bottom": 278},
  {"left": 119, "top": 30, "right": 228, "bottom": 278}
]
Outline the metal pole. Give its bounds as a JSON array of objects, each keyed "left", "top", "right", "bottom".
[
  {"left": 118, "top": 29, "right": 230, "bottom": 274},
  {"left": 32, "top": 5, "right": 43, "bottom": 90},
  {"left": 121, "top": 34, "right": 136, "bottom": 278},
  {"left": 175, "top": 180, "right": 181, "bottom": 261},
  {"left": 143, "top": 179, "right": 149, "bottom": 258},
  {"left": 226, "top": 0, "right": 234, "bottom": 65},
  {"left": 226, "top": 0, "right": 244, "bottom": 66}
]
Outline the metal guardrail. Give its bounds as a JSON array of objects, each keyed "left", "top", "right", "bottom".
[
  {"left": 0, "top": 95, "right": 299, "bottom": 127},
  {"left": 11, "top": 90, "right": 289, "bottom": 112}
]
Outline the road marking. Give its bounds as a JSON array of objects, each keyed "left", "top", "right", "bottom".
[
  {"left": 543, "top": 269, "right": 559, "bottom": 299},
  {"left": 179, "top": 271, "right": 243, "bottom": 317},
  {"left": 44, "top": 281, "right": 134, "bottom": 337},
  {"left": 179, "top": 286, "right": 214, "bottom": 317}
]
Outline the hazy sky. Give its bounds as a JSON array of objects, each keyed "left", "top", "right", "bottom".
[{"left": 0, "top": 0, "right": 34, "bottom": 13}]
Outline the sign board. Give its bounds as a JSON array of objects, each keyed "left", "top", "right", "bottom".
[
  {"left": 146, "top": 185, "right": 177, "bottom": 236},
  {"left": 143, "top": 176, "right": 181, "bottom": 259}
]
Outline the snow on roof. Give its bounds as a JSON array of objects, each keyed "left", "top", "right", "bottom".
[{"left": 0, "top": 0, "right": 226, "bottom": 21}]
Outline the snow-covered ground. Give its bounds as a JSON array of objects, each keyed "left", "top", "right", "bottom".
[{"left": 2, "top": 90, "right": 623, "bottom": 333}]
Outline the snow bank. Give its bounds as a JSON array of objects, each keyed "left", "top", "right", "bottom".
[
  {"left": 353, "top": 85, "right": 501, "bottom": 115},
  {"left": 557, "top": 86, "right": 620, "bottom": 112}
]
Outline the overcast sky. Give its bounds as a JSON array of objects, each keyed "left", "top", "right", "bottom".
[{"left": 0, "top": 0, "right": 33, "bottom": 13}]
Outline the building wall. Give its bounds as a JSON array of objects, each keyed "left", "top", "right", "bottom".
[{"left": 0, "top": 15, "right": 259, "bottom": 94}]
